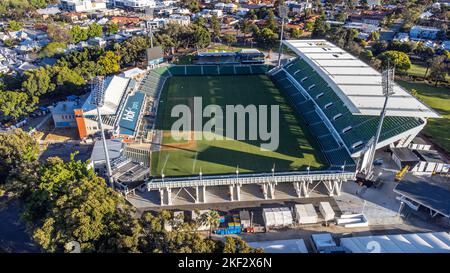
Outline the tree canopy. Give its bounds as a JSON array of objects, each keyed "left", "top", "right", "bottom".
[{"left": 377, "top": 50, "right": 412, "bottom": 73}]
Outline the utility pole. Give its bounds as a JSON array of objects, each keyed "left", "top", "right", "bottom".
[
  {"left": 277, "top": 2, "right": 288, "bottom": 67},
  {"left": 365, "top": 65, "right": 395, "bottom": 179},
  {"left": 92, "top": 77, "right": 115, "bottom": 189}
]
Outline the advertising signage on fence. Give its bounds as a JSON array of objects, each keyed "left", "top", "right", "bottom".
[{"left": 119, "top": 92, "right": 145, "bottom": 136}]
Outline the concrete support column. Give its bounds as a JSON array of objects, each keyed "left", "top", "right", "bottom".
[
  {"left": 166, "top": 188, "right": 172, "bottom": 206},
  {"left": 302, "top": 181, "right": 310, "bottom": 198},
  {"left": 236, "top": 184, "right": 241, "bottom": 201},
  {"left": 293, "top": 182, "right": 301, "bottom": 197},
  {"left": 159, "top": 189, "right": 165, "bottom": 206},
  {"left": 201, "top": 186, "right": 206, "bottom": 203},
  {"left": 195, "top": 186, "right": 200, "bottom": 203},
  {"left": 269, "top": 182, "right": 276, "bottom": 199},
  {"left": 229, "top": 185, "right": 234, "bottom": 201},
  {"left": 333, "top": 180, "right": 342, "bottom": 196},
  {"left": 325, "top": 181, "right": 334, "bottom": 197},
  {"left": 262, "top": 184, "right": 268, "bottom": 199}
]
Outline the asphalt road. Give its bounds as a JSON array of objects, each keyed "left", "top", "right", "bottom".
[{"left": 0, "top": 198, "right": 40, "bottom": 253}]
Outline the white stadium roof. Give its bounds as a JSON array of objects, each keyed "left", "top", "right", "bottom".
[
  {"left": 82, "top": 76, "right": 130, "bottom": 116},
  {"left": 283, "top": 40, "right": 440, "bottom": 118},
  {"left": 340, "top": 232, "right": 450, "bottom": 253}
]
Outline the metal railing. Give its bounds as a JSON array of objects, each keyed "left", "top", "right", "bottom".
[{"left": 147, "top": 169, "right": 355, "bottom": 189}]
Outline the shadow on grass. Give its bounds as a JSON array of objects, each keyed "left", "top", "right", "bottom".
[{"left": 196, "top": 145, "right": 305, "bottom": 173}]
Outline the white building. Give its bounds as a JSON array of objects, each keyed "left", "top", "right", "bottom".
[
  {"left": 60, "top": 0, "right": 107, "bottom": 12},
  {"left": 50, "top": 100, "right": 83, "bottom": 128},
  {"left": 114, "top": 0, "right": 157, "bottom": 9},
  {"left": 286, "top": 1, "right": 313, "bottom": 13},
  {"left": 341, "top": 232, "right": 450, "bottom": 253},
  {"left": 168, "top": 15, "right": 191, "bottom": 26}
]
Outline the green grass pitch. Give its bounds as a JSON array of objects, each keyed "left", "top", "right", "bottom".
[{"left": 151, "top": 74, "right": 327, "bottom": 177}]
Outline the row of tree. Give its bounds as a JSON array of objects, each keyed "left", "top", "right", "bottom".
[
  {"left": 0, "top": 0, "right": 57, "bottom": 19},
  {"left": 0, "top": 129, "right": 261, "bottom": 253},
  {"left": 0, "top": 35, "right": 152, "bottom": 120},
  {"left": 311, "top": 17, "right": 449, "bottom": 85}
]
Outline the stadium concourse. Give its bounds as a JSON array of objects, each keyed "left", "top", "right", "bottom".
[{"left": 128, "top": 40, "right": 438, "bottom": 207}]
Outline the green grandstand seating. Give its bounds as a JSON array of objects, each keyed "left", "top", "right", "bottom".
[
  {"left": 186, "top": 65, "right": 202, "bottom": 75},
  {"left": 251, "top": 65, "right": 268, "bottom": 74},
  {"left": 318, "top": 134, "right": 341, "bottom": 151},
  {"left": 169, "top": 66, "right": 186, "bottom": 75},
  {"left": 310, "top": 122, "right": 331, "bottom": 137},
  {"left": 235, "top": 65, "right": 251, "bottom": 75},
  {"left": 202, "top": 65, "right": 219, "bottom": 75},
  {"left": 219, "top": 65, "right": 235, "bottom": 75},
  {"left": 281, "top": 57, "right": 425, "bottom": 156}
]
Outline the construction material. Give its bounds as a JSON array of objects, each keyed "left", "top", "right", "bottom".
[
  {"left": 262, "top": 207, "right": 293, "bottom": 227},
  {"left": 294, "top": 204, "right": 318, "bottom": 224},
  {"left": 335, "top": 213, "right": 369, "bottom": 228},
  {"left": 239, "top": 211, "right": 251, "bottom": 228},
  {"left": 319, "top": 202, "right": 335, "bottom": 222}
]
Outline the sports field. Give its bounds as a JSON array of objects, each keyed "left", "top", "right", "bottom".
[{"left": 151, "top": 74, "right": 326, "bottom": 176}]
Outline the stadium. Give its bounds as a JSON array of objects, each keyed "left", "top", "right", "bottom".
[{"left": 134, "top": 40, "right": 438, "bottom": 206}]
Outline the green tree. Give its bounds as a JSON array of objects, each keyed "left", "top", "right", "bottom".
[
  {"left": 155, "top": 34, "right": 175, "bottom": 55},
  {"left": 291, "top": 28, "right": 303, "bottom": 39},
  {"left": 139, "top": 211, "right": 217, "bottom": 253},
  {"left": 377, "top": 50, "right": 412, "bottom": 73},
  {"left": 97, "top": 51, "right": 121, "bottom": 75},
  {"left": 255, "top": 27, "right": 278, "bottom": 48},
  {"left": 304, "top": 21, "right": 314, "bottom": 32},
  {"left": 428, "top": 55, "right": 448, "bottom": 86},
  {"left": 369, "top": 31, "right": 380, "bottom": 41},
  {"left": 199, "top": 210, "right": 220, "bottom": 238},
  {"left": 192, "top": 25, "right": 211, "bottom": 49},
  {"left": 47, "top": 23, "right": 72, "bottom": 43},
  {"left": 266, "top": 10, "right": 277, "bottom": 31},
  {"left": 40, "top": 42, "right": 67, "bottom": 58},
  {"left": 0, "top": 91, "right": 37, "bottom": 119},
  {"left": 26, "top": 155, "right": 141, "bottom": 252},
  {"left": 87, "top": 23, "right": 103, "bottom": 39},
  {"left": 210, "top": 15, "right": 221, "bottom": 40},
  {"left": 222, "top": 33, "right": 237, "bottom": 46},
  {"left": 222, "top": 237, "right": 263, "bottom": 253},
  {"left": 22, "top": 67, "right": 56, "bottom": 96},
  {"left": 335, "top": 12, "right": 347, "bottom": 22},
  {"left": 360, "top": 49, "right": 373, "bottom": 62},
  {"left": 106, "top": 22, "right": 119, "bottom": 35},
  {"left": 3, "top": 39, "right": 15, "bottom": 48},
  {"left": 119, "top": 36, "right": 151, "bottom": 66},
  {"left": 0, "top": 128, "right": 40, "bottom": 182},
  {"left": 8, "top": 20, "right": 23, "bottom": 31},
  {"left": 70, "top": 25, "right": 89, "bottom": 43},
  {"left": 312, "top": 15, "right": 330, "bottom": 37},
  {"left": 53, "top": 66, "right": 85, "bottom": 88}
]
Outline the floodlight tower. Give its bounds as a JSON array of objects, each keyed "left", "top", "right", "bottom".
[
  {"left": 145, "top": 7, "right": 154, "bottom": 48},
  {"left": 364, "top": 66, "right": 395, "bottom": 179},
  {"left": 277, "top": 2, "right": 288, "bottom": 67},
  {"left": 92, "top": 76, "right": 115, "bottom": 190}
]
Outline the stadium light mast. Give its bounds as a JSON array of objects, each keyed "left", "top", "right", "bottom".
[
  {"left": 365, "top": 65, "right": 395, "bottom": 179},
  {"left": 277, "top": 2, "right": 288, "bottom": 67},
  {"left": 92, "top": 76, "right": 115, "bottom": 190},
  {"left": 145, "top": 7, "right": 154, "bottom": 48}
]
